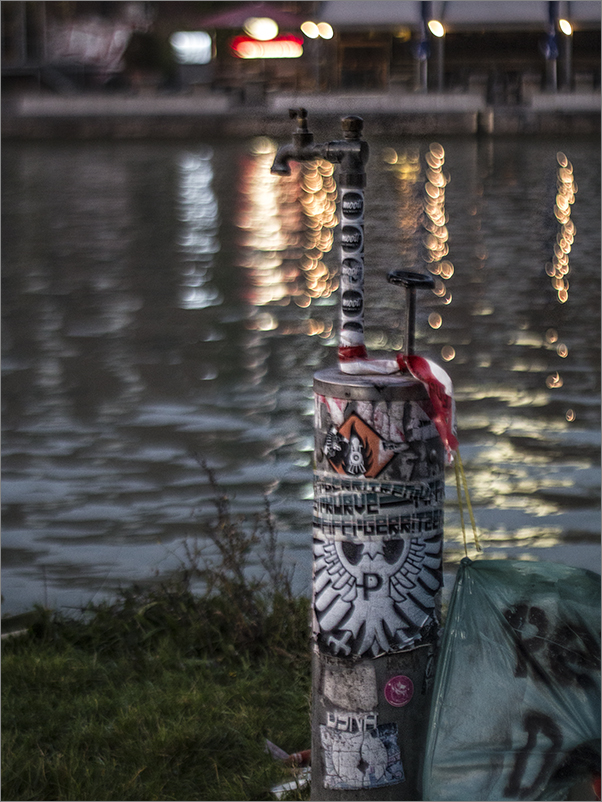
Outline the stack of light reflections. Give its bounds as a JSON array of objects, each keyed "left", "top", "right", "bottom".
[
  {"left": 444, "top": 149, "right": 588, "bottom": 566},
  {"left": 236, "top": 137, "right": 337, "bottom": 341},
  {"left": 385, "top": 143, "right": 455, "bottom": 363},
  {"left": 547, "top": 151, "right": 576, "bottom": 306},
  {"left": 176, "top": 151, "right": 222, "bottom": 311},
  {"left": 375, "top": 146, "right": 424, "bottom": 354},
  {"left": 383, "top": 145, "right": 422, "bottom": 270},
  {"left": 233, "top": 137, "right": 338, "bottom": 504},
  {"left": 297, "top": 159, "right": 338, "bottom": 316},
  {"left": 237, "top": 136, "right": 304, "bottom": 312},
  {"left": 542, "top": 152, "right": 577, "bottom": 403},
  {"left": 422, "top": 143, "right": 456, "bottom": 364},
  {"left": 385, "top": 141, "right": 594, "bottom": 569}
]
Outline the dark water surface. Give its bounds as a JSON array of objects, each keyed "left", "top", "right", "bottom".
[{"left": 2, "top": 133, "right": 600, "bottom": 615}]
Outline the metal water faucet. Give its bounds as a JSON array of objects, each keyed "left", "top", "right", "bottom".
[
  {"left": 271, "top": 108, "right": 371, "bottom": 364},
  {"left": 270, "top": 108, "right": 369, "bottom": 189}
]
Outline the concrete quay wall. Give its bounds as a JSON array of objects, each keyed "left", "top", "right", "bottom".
[{"left": 2, "top": 91, "right": 599, "bottom": 139}]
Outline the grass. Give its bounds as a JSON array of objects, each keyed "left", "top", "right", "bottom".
[{"left": 2, "top": 462, "right": 312, "bottom": 801}]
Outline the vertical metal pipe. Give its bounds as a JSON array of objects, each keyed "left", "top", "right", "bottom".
[
  {"left": 433, "top": 34, "right": 444, "bottom": 93},
  {"left": 415, "top": 1, "right": 430, "bottom": 92},
  {"left": 406, "top": 287, "right": 417, "bottom": 355},
  {"left": 387, "top": 270, "right": 435, "bottom": 359},
  {"left": 559, "top": 29, "right": 573, "bottom": 91},
  {"left": 417, "top": 57, "right": 428, "bottom": 92},
  {"left": 16, "top": 1, "right": 27, "bottom": 64},
  {"left": 545, "top": 1, "right": 560, "bottom": 92},
  {"left": 337, "top": 116, "right": 368, "bottom": 364}
]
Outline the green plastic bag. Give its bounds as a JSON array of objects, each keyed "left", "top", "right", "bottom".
[{"left": 423, "top": 559, "right": 600, "bottom": 801}]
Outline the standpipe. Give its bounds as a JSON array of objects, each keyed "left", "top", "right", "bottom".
[
  {"left": 272, "top": 111, "right": 445, "bottom": 801},
  {"left": 271, "top": 109, "right": 369, "bottom": 366}
]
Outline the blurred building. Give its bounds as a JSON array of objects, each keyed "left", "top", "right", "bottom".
[
  {"left": 319, "top": 1, "right": 600, "bottom": 98},
  {"left": 1, "top": 1, "right": 155, "bottom": 91},
  {"left": 1, "top": 1, "right": 600, "bottom": 98}
]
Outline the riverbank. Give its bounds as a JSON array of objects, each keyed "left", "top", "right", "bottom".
[
  {"left": 2, "top": 473, "right": 312, "bottom": 800},
  {"left": 2, "top": 87, "right": 600, "bottom": 138},
  {"left": 2, "top": 589, "right": 311, "bottom": 801}
]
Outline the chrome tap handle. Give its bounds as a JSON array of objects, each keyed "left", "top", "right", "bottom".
[{"left": 387, "top": 270, "right": 435, "bottom": 355}]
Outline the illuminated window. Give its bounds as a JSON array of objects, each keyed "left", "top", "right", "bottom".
[{"left": 170, "top": 31, "right": 212, "bottom": 64}]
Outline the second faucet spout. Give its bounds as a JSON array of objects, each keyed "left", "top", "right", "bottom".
[
  {"left": 271, "top": 108, "right": 328, "bottom": 175},
  {"left": 270, "top": 143, "right": 297, "bottom": 176}
]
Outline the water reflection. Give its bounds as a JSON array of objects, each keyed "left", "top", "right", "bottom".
[
  {"left": 237, "top": 137, "right": 303, "bottom": 308},
  {"left": 384, "top": 145, "right": 422, "bottom": 270},
  {"left": 385, "top": 142, "right": 455, "bottom": 361},
  {"left": 236, "top": 136, "right": 338, "bottom": 338},
  {"left": 177, "top": 149, "right": 222, "bottom": 311},
  {"left": 549, "top": 151, "right": 576, "bottom": 305},
  {"left": 1, "top": 136, "right": 599, "bottom": 615},
  {"left": 443, "top": 139, "right": 599, "bottom": 563},
  {"left": 538, "top": 152, "right": 578, "bottom": 403}
]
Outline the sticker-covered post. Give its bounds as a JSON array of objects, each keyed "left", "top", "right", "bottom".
[
  {"left": 272, "top": 112, "right": 444, "bottom": 801},
  {"left": 311, "top": 367, "right": 443, "bottom": 801}
]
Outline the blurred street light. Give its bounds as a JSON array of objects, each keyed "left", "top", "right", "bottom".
[
  {"left": 317, "top": 22, "right": 334, "bottom": 39},
  {"left": 301, "top": 20, "right": 334, "bottom": 39},
  {"left": 301, "top": 20, "right": 334, "bottom": 92},
  {"left": 301, "top": 21, "right": 320, "bottom": 38},
  {"left": 427, "top": 20, "right": 445, "bottom": 38},
  {"left": 427, "top": 20, "right": 445, "bottom": 91},
  {"left": 558, "top": 18, "right": 573, "bottom": 90}
]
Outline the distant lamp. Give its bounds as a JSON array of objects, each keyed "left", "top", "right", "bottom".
[
  {"left": 428, "top": 20, "right": 445, "bottom": 38},
  {"left": 394, "top": 27, "right": 412, "bottom": 42},
  {"left": 317, "top": 22, "right": 334, "bottom": 39},
  {"left": 301, "top": 20, "right": 320, "bottom": 39},
  {"left": 559, "top": 19, "right": 572, "bottom": 35},
  {"left": 301, "top": 20, "right": 333, "bottom": 40},
  {"left": 243, "top": 17, "right": 278, "bottom": 41}
]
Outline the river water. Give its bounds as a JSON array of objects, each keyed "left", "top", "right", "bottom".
[{"left": 2, "top": 133, "right": 600, "bottom": 616}]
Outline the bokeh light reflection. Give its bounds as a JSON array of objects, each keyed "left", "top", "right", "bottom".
[
  {"left": 236, "top": 137, "right": 338, "bottom": 338},
  {"left": 176, "top": 150, "right": 222, "bottom": 311},
  {"left": 537, "top": 153, "right": 579, "bottom": 399},
  {"left": 388, "top": 146, "right": 422, "bottom": 270},
  {"left": 387, "top": 143, "right": 455, "bottom": 359},
  {"left": 424, "top": 144, "right": 454, "bottom": 358},
  {"left": 236, "top": 137, "right": 303, "bottom": 309},
  {"left": 550, "top": 152, "right": 577, "bottom": 305}
]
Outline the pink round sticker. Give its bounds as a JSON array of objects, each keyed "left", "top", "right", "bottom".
[{"left": 384, "top": 675, "right": 414, "bottom": 707}]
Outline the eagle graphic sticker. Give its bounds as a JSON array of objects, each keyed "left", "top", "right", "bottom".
[{"left": 313, "top": 533, "right": 442, "bottom": 657}]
